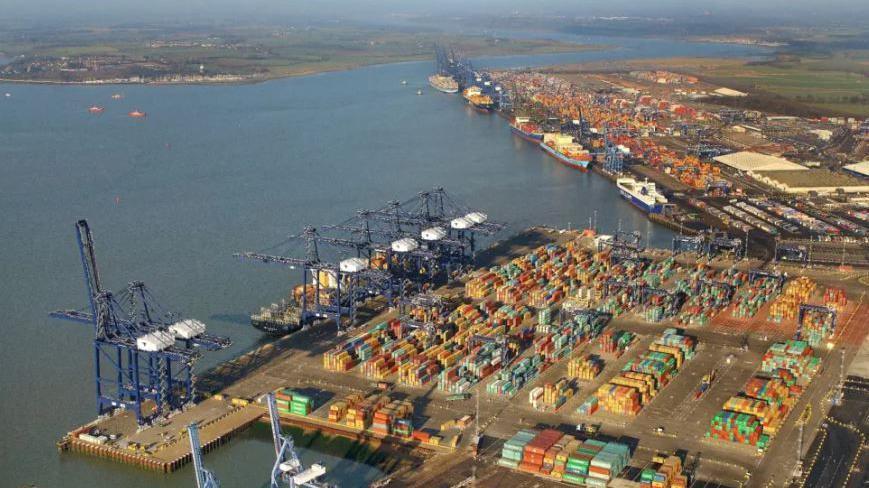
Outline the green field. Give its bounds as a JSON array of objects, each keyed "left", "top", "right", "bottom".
[
  {"left": 0, "top": 24, "right": 605, "bottom": 83},
  {"left": 702, "top": 52, "right": 869, "bottom": 117}
]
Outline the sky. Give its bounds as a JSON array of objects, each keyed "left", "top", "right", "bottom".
[{"left": 0, "top": 0, "right": 867, "bottom": 27}]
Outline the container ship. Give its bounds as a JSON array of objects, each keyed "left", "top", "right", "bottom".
[
  {"left": 462, "top": 86, "right": 494, "bottom": 112},
  {"left": 428, "top": 74, "right": 459, "bottom": 94},
  {"left": 540, "top": 133, "right": 592, "bottom": 170},
  {"left": 510, "top": 117, "right": 543, "bottom": 143},
  {"left": 251, "top": 297, "right": 303, "bottom": 335},
  {"left": 616, "top": 177, "right": 668, "bottom": 214}
]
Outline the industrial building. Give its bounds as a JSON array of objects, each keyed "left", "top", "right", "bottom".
[
  {"left": 713, "top": 151, "right": 807, "bottom": 172},
  {"left": 843, "top": 161, "right": 869, "bottom": 179},
  {"left": 752, "top": 170, "right": 869, "bottom": 194}
]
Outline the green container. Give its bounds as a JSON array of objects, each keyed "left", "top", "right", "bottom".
[{"left": 562, "top": 473, "right": 585, "bottom": 485}]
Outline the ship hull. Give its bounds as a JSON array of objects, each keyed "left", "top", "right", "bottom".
[
  {"left": 617, "top": 188, "right": 663, "bottom": 214},
  {"left": 469, "top": 101, "right": 493, "bottom": 113},
  {"left": 511, "top": 126, "right": 544, "bottom": 143},
  {"left": 539, "top": 142, "right": 591, "bottom": 171},
  {"left": 431, "top": 85, "right": 459, "bottom": 94},
  {"left": 251, "top": 318, "right": 303, "bottom": 336}
]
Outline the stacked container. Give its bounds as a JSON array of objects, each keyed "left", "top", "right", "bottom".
[
  {"left": 638, "top": 454, "right": 688, "bottom": 488},
  {"left": 799, "top": 307, "right": 836, "bottom": 347},
  {"left": 487, "top": 354, "right": 544, "bottom": 397},
  {"left": 768, "top": 277, "right": 816, "bottom": 323},
  {"left": 599, "top": 330, "right": 634, "bottom": 357},
  {"left": 568, "top": 354, "right": 603, "bottom": 380},
  {"left": 594, "top": 330, "right": 695, "bottom": 416},
  {"left": 760, "top": 340, "right": 821, "bottom": 384},
  {"left": 707, "top": 410, "right": 765, "bottom": 446},
  {"left": 274, "top": 388, "right": 312, "bottom": 416}
]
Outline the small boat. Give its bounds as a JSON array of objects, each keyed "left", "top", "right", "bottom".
[
  {"left": 401, "top": 80, "right": 408, "bottom": 85},
  {"left": 88, "top": 106, "right": 104, "bottom": 114},
  {"left": 4, "top": 93, "right": 10, "bottom": 98},
  {"left": 111, "top": 94, "right": 123, "bottom": 100},
  {"left": 128, "top": 110, "right": 146, "bottom": 118},
  {"left": 416, "top": 89, "right": 423, "bottom": 95}
]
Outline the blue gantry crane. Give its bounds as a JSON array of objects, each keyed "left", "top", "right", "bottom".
[
  {"left": 50, "top": 220, "right": 230, "bottom": 425},
  {"left": 672, "top": 234, "right": 705, "bottom": 255},
  {"left": 238, "top": 188, "right": 504, "bottom": 336},
  {"left": 189, "top": 423, "right": 220, "bottom": 488}
]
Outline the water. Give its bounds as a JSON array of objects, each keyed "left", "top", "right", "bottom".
[{"left": 0, "top": 36, "right": 763, "bottom": 487}]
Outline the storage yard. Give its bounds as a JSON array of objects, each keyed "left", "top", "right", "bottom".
[
  {"left": 472, "top": 60, "right": 869, "bottom": 266},
  {"left": 55, "top": 226, "right": 869, "bottom": 487}
]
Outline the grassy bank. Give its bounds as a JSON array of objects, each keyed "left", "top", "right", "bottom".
[{"left": 0, "top": 24, "right": 606, "bottom": 84}]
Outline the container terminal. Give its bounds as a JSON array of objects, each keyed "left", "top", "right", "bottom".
[
  {"left": 52, "top": 185, "right": 868, "bottom": 487},
  {"left": 429, "top": 45, "right": 869, "bottom": 269},
  {"left": 46, "top": 48, "right": 868, "bottom": 488}
]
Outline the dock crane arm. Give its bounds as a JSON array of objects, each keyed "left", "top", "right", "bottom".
[{"left": 188, "top": 423, "right": 220, "bottom": 488}]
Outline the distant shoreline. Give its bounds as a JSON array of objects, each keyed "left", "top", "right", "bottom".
[{"left": 0, "top": 45, "right": 610, "bottom": 87}]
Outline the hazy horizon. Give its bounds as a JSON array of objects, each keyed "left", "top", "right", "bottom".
[{"left": 1, "top": 0, "right": 868, "bottom": 28}]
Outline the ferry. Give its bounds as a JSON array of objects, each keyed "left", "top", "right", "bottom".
[
  {"left": 510, "top": 117, "right": 544, "bottom": 143},
  {"left": 540, "top": 133, "right": 592, "bottom": 171},
  {"left": 616, "top": 177, "right": 668, "bottom": 214},
  {"left": 428, "top": 74, "right": 459, "bottom": 94}
]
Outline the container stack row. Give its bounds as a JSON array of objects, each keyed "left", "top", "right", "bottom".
[
  {"left": 730, "top": 275, "right": 782, "bottom": 319},
  {"left": 588, "top": 329, "right": 696, "bottom": 416},
  {"left": 529, "top": 378, "right": 575, "bottom": 411},
  {"left": 639, "top": 454, "right": 688, "bottom": 488},
  {"left": 708, "top": 340, "right": 820, "bottom": 449},
  {"left": 486, "top": 353, "right": 545, "bottom": 397},
  {"left": 497, "top": 428, "right": 631, "bottom": 486},
  {"left": 599, "top": 330, "right": 634, "bottom": 357},
  {"left": 768, "top": 277, "right": 816, "bottom": 323},
  {"left": 568, "top": 354, "right": 603, "bottom": 380}
]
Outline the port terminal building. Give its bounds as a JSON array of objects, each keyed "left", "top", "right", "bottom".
[{"left": 714, "top": 151, "right": 869, "bottom": 194}]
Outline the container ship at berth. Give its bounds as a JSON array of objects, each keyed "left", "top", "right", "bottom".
[
  {"left": 616, "top": 177, "right": 668, "bottom": 214},
  {"left": 251, "top": 293, "right": 304, "bottom": 335},
  {"left": 428, "top": 74, "right": 459, "bottom": 94},
  {"left": 463, "top": 85, "right": 494, "bottom": 112},
  {"left": 510, "top": 117, "right": 544, "bottom": 143},
  {"left": 540, "top": 133, "right": 592, "bottom": 170}
]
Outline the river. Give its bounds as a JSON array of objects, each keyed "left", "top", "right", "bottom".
[{"left": 0, "top": 35, "right": 766, "bottom": 487}]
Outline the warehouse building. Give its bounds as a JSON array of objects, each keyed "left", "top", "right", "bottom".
[
  {"left": 714, "top": 152, "right": 869, "bottom": 194},
  {"left": 713, "top": 151, "right": 807, "bottom": 172},
  {"left": 752, "top": 170, "right": 869, "bottom": 194},
  {"left": 843, "top": 161, "right": 869, "bottom": 179}
]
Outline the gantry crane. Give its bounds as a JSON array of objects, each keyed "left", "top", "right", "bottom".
[
  {"left": 189, "top": 423, "right": 220, "bottom": 488},
  {"left": 267, "top": 393, "right": 331, "bottom": 488},
  {"left": 50, "top": 220, "right": 230, "bottom": 425},
  {"left": 238, "top": 189, "right": 504, "bottom": 336}
]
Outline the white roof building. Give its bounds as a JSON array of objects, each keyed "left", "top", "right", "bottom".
[
  {"left": 713, "top": 152, "right": 807, "bottom": 172},
  {"left": 843, "top": 161, "right": 869, "bottom": 178}
]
